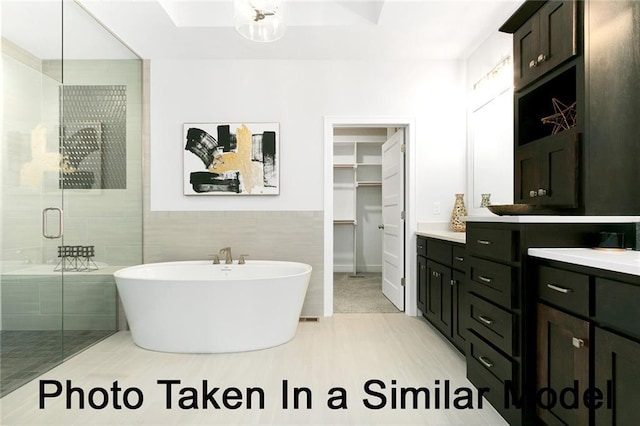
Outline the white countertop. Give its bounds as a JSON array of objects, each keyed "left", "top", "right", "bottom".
[
  {"left": 416, "top": 223, "right": 466, "bottom": 243},
  {"left": 466, "top": 215, "right": 640, "bottom": 224},
  {"left": 528, "top": 248, "right": 640, "bottom": 277}
]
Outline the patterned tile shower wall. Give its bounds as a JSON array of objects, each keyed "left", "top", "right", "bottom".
[{"left": 60, "top": 85, "right": 127, "bottom": 189}]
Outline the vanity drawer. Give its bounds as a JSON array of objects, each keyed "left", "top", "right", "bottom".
[
  {"left": 426, "top": 239, "right": 452, "bottom": 266},
  {"left": 468, "top": 293, "right": 516, "bottom": 356},
  {"left": 452, "top": 246, "right": 466, "bottom": 271},
  {"left": 417, "top": 237, "right": 427, "bottom": 257},
  {"left": 467, "top": 227, "right": 516, "bottom": 263},
  {"left": 467, "top": 330, "right": 515, "bottom": 384},
  {"left": 537, "top": 265, "right": 590, "bottom": 317},
  {"left": 596, "top": 277, "right": 640, "bottom": 340},
  {"left": 467, "top": 332, "right": 520, "bottom": 426},
  {"left": 469, "top": 257, "right": 516, "bottom": 309}
]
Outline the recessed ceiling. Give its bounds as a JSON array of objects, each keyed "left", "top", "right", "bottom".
[{"left": 2, "top": 0, "right": 523, "bottom": 61}]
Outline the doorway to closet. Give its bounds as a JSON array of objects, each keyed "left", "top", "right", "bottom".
[{"left": 330, "top": 125, "right": 405, "bottom": 314}]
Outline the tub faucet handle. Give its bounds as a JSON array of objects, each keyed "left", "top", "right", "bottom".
[
  {"left": 219, "top": 247, "right": 233, "bottom": 264},
  {"left": 238, "top": 254, "right": 249, "bottom": 264},
  {"left": 210, "top": 254, "right": 220, "bottom": 264}
]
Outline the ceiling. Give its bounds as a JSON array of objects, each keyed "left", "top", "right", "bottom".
[{"left": 2, "top": 0, "right": 523, "bottom": 61}]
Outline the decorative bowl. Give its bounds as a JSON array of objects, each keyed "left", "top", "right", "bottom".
[{"left": 487, "top": 204, "right": 535, "bottom": 216}]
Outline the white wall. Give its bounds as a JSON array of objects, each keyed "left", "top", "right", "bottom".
[{"left": 149, "top": 59, "right": 467, "bottom": 216}]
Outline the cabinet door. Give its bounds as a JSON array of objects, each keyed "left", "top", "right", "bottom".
[
  {"left": 513, "top": 0, "right": 578, "bottom": 91},
  {"left": 417, "top": 255, "right": 427, "bottom": 314},
  {"left": 451, "top": 270, "right": 466, "bottom": 353},
  {"left": 514, "top": 144, "right": 539, "bottom": 204},
  {"left": 538, "top": 131, "right": 579, "bottom": 208},
  {"left": 595, "top": 327, "right": 640, "bottom": 426},
  {"left": 513, "top": 13, "right": 540, "bottom": 90},
  {"left": 537, "top": 0, "right": 578, "bottom": 76},
  {"left": 537, "top": 303, "right": 589, "bottom": 426},
  {"left": 425, "top": 260, "right": 452, "bottom": 337}
]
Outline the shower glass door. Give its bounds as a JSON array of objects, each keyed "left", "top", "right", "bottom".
[
  {"left": 0, "top": 0, "right": 142, "bottom": 397},
  {"left": 1, "top": 0, "right": 64, "bottom": 397}
]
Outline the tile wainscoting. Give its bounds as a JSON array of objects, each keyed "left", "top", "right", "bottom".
[{"left": 143, "top": 210, "right": 324, "bottom": 317}]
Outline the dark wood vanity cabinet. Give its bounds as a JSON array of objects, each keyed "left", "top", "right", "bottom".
[
  {"left": 465, "top": 224, "right": 524, "bottom": 426},
  {"left": 463, "top": 221, "right": 621, "bottom": 426},
  {"left": 537, "top": 301, "right": 590, "bottom": 426},
  {"left": 533, "top": 259, "right": 640, "bottom": 426},
  {"left": 594, "top": 328, "right": 640, "bottom": 426},
  {"left": 503, "top": 0, "right": 640, "bottom": 215},
  {"left": 417, "top": 236, "right": 466, "bottom": 353}
]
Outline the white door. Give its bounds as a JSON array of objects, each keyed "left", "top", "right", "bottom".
[{"left": 381, "top": 129, "right": 405, "bottom": 310}]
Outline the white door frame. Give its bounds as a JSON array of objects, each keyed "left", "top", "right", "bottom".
[{"left": 324, "top": 116, "right": 417, "bottom": 317}]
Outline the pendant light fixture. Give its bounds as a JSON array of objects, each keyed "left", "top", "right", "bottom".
[{"left": 234, "top": 0, "right": 286, "bottom": 42}]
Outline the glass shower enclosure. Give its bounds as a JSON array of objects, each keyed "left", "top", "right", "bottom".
[{"left": 0, "top": 0, "right": 142, "bottom": 397}]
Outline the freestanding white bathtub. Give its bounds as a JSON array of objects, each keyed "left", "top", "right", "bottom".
[{"left": 113, "top": 260, "right": 312, "bottom": 353}]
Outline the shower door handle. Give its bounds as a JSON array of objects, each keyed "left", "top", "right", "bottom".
[{"left": 42, "top": 207, "right": 63, "bottom": 239}]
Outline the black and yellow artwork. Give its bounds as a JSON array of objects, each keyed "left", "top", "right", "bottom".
[{"left": 183, "top": 122, "right": 279, "bottom": 195}]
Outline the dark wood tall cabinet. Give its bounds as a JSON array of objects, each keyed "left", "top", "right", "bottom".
[
  {"left": 502, "top": 0, "right": 640, "bottom": 215},
  {"left": 512, "top": 0, "right": 578, "bottom": 90}
]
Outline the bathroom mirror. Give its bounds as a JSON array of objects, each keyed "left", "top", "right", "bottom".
[
  {"left": 468, "top": 88, "right": 513, "bottom": 211},
  {"left": 466, "top": 46, "right": 514, "bottom": 216}
]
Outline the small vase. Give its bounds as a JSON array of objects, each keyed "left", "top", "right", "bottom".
[
  {"left": 450, "top": 193, "right": 467, "bottom": 232},
  {"left": 481, "top": 193, "right": 491, "bottom": 207}
]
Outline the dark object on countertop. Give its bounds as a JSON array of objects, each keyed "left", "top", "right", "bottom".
[{"left": 487, "top": 204, "right": 535, "bottom": 216}]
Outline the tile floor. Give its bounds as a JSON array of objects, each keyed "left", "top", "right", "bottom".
[
  {"left": 0, "top": 314, "right": 508, "bottom": 425},
  {"left": 0, "top": 330, "right": 114, "bottom": 398}
]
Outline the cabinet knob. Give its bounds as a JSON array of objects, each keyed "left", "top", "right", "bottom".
[
  {"left": 450, "top": 279, "right": 456, "bottom": 286},
  {"left": 433, "top": 271, "right": 440, "bottom": 278},
  {"left": 537, "top": 188, "right": 547, "bottom": 197},
  {"left": 572, "top": 337, "right": 585, "bottom": 349},
  {"left": 537, "top": 53, "right": 547, "bottom": 63},
  {"left": 529, "top": 59, "right": 538, "bottom": 68},
  {"left": 529, "top": 190, "right": 538, "bottom": 198},
  {"left": 454, "top": 256, "right": 464, "bottom": 262}
]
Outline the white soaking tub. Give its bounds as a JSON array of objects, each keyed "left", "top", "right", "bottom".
[{"left": 113, "top": 260, "right": 312, "bottom": 353}]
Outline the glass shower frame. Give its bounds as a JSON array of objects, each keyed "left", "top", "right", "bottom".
[{"left": 0, "top": 0, "right": 142, "bottom": 397}]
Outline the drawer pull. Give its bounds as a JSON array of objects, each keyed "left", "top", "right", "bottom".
[
  {"left": 454, "top": 256, "right": 464, "bottom": 262},
  {"left": 477, "top": 239, "right": 492, "bottom": 245},
  {"left": 478, "top": 356, "right": 494, "bottom": 369},
  {"left": 478, "top": 275, "right": 493, "bottom": 284},
  {"left": 547, "top": 283, "right": 572, "bottom": 294},
  {"left": 478, "top": 315, "right": 494, "bottom": 325}
]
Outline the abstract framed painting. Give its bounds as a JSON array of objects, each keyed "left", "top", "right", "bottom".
[{"left": 183, "top": 122, "right": 279, "bottom": 195}]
